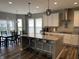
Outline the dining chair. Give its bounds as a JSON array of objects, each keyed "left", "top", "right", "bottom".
[
  {"left": 9, "top": 32, "right": 18, "bottom": 45},
  {"left": 1, "top": 31, "right": 7, "bottom": 35},
  {"left": 0, "top": 36, "right": 5, "bottom": 47}
]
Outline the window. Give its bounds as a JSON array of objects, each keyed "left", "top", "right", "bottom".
[
  {"left": 28, "top": 18, "right": 34, "bottom": 34},
  {"left": 0, "top": 20, "right": 7, "bottom": 31},
  {"left": 35, "top": 18, "right": 42, "bottom": 34},
  {"left": 0, "top": 20, "right": 14, "bottom": 35},
  {"left": 28, "top": 18, "right": 42, "bottom": 35},
  {"left": 17, "top": 19, "right": 22, "bottom": 34},
  {"left": 7, "top": 20, "right": 14, "bottom": 31}
]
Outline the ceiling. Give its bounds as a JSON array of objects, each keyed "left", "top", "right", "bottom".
[{"left": 0, "top": 0, "right": 79, "bottom": 14}]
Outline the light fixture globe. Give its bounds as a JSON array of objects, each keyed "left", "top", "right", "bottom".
[
  {"left": 45, "top": 0, "right": 52, "bottom": 16},
  {"left": 46, "top": 9, "right": 52, "bottom": 16},
  {"left": 27, "top": 2, "right": 32, "bottom": 18},
  {"left": 27, "top": 12, "right": 32, "bottom": 17}
]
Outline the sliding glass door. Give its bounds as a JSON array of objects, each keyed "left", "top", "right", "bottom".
[
  {"left": 28, "top": 18, "right": 34, "bottom": 35},
  {"left": 17, "top": 19, "right": 22, "bottom": 34},
  {"left": 7, "top": 20, "right": 15, "bottom": 34},
  {"left": 35, "top": 18, "right": 42, "bottom": 34},
  {"left": 28, "top": 18, "right": 42, "bottom": 35}
]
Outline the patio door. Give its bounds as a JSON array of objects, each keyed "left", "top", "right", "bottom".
[
  {"left": 17, "top": 19, "right": 22, "bottom": 35},
  {"left": 28, "top": 18, "right": 42, "bottom": 35}
]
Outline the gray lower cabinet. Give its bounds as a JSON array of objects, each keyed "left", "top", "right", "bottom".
[
  {"left": 22, "top": 36, "right": 63, "bottom": 59},
  {"left": 43, "top": 42, "right": 53, "bottom": 53},
  {"left": 36, "top": 39, "right": 43, "bottom": 50},
  {"left": 22, "top": 37, "right": 29, "bottom": 49},
  {"left": 30, "top": 38, "right": 35, "bottom": 49}
]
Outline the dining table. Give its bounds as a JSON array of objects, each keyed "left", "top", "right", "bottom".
[{"left": 0, "top": 34, "right": 13, "bottom": 47}]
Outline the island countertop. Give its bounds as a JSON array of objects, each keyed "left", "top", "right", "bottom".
[{"left": 21, "top": 33, "right": 63, "bottom": 41}]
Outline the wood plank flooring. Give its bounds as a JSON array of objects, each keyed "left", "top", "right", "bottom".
[
  {"left": 56, "top": 46, "right": 78, "bottom": 59},
  {"left": 0, "top": 42, "right": 50, "bottom": 59},
  {"left": 0, "top": 42, "right": 78, "bottom": 59}
]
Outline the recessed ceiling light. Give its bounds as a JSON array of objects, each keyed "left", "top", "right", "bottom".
[
  {"left": 9, "top": 1, "right": 13, "bottom": 4},
  {"left": 74, "top": 2, "right": 78, "bottom": 5},
  {"left": 54, "top": 2, "right": 57, "bottom": 5},
  {"left": 36, "top": 6, "right": 39, "bottom": 8}
]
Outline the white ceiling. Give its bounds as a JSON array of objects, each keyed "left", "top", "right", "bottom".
[{"left": 0, "top": 0, "right": 79, "bottom": 14}]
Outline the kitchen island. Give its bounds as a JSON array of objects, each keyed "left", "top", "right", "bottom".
[{"left": 21, "top": 33, "right": 63, "bottom": 59}]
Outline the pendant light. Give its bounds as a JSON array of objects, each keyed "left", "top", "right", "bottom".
[
  {"left": 27, "top": 2, "right": 32, "bottom": 17},
  {"left": 46, "top": 0, "right": 52, "bottom": 16}
]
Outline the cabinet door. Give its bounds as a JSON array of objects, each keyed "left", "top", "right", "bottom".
[
  {"left": 43, "top": 40, "right": 53, "bottom": 53},
  {"left": 43, "top": 14, "right": 49, "bottom": 27},
  {"left": 22, "top": 37, "right": 29, "bottom": 49},
  {"left": 43, "top": 13, "right": 59, "bottom": 27},
  {"left": 51, "top": 13, "right": 59, "bottom": 26},
  {"left": 48, "top": 15, "right": 52, "bottom": 26},
  {"left": 43, "top": 14, "right": 53, "bottom": 27},
  {"left": 74, "top": 11, "right": 79, "bottom": 27},
  {"left": 36, "top": 39, "right": 43, "bottom": 50},
  {"left": 30, "top": 39, "right": 35, "bottom": 49}
]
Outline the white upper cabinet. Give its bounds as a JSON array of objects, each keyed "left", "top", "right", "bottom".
[
  {"left": 51, "top": 13, "right": 59, "bottom": 26},
  {"left": 43, "top": 13, "right": 59, "bottom": 27},
  {"left": 74, "top": 11, "right": 79, "bottom": 27},
  {"left": 43, "top": 14, "right": 48, "bottom": 27}
]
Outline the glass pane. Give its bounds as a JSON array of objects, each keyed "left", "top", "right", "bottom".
[
  {"left": 28, "top": 19, "right": 34, "bottom": 34},
  {"left": 18, "top": 19, "right": 22, "bottom": 27},
  {"left": 35, "top": 18, "right": 42, "bottom": 34},
  {"left": 0, "top": 20, "right": 7, "bottom": 31},
  {"left": 17, "top": 19, "right": 22, "bottom": 34},
  {"left": 0, "top": 20, "right": 15, "bottom": 35},
  {"left": 7, "top": 20, "right": 14, "bottom": 31}
]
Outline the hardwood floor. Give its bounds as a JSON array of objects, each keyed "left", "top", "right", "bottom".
[
  {"left": 0, "top": 42, "right": 50, "bottom": 59},
  {"left": 0, "top": 41, "right": 78, "bottom": 59},
  {"left": 56, "top": 46, "right": 78, "bottom": 59}
]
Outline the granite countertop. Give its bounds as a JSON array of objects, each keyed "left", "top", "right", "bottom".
[{"left": 21, "top": 33, "right": 63, "bottom": 41}]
